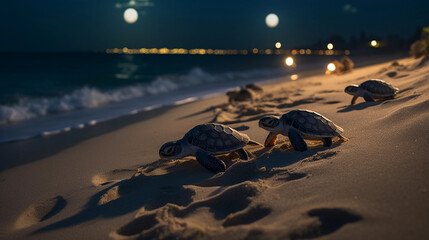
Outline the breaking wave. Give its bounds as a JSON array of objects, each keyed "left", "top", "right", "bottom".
[{"left": 0, "top": 67, "right": 283, "bottom": 124}]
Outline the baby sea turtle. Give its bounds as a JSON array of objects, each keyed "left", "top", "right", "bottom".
[
  {"left": 159, "top": 123, "right": 262, "bottom": 173},
  {"left": 345, "top": 79, "right": 399, "bottom": 105},
  {"left": 259, "top": 109, "right": 344, "bottom": 152}
]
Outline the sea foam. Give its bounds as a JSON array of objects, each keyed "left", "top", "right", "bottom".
[{"left": 0, "top": 67, "right": 282, "bottom": 124}]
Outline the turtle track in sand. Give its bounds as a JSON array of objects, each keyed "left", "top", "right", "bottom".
[
  {"left": 32, "top": 130, "right": 350, "bottom": 239},
  {"left": 106, "top": 141, "right": 352, "bottom": 239}
]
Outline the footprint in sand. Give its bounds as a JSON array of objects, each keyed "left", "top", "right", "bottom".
[
  {"left": 290, "top": 208, "right": 362, "bottom": 239},
  {"left": 15, "top": 196, "right": 66, "bottom": 229},
  {"left": 222, "top": 205, "right": 271, "bottom": 227},
  {"left": 302, "top": 150, "right": 339, "bottom": 163},
  {"left": 91, "top": 169, "right": 136, "bottom": 187}
]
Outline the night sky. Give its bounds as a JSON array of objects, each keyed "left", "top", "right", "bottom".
[{"left": 1, "top": 0, "right": 429, "bottom": 52}]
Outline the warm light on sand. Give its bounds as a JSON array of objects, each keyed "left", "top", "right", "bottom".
[
  {"left": 327, "top": 43, "right": 333, "bottom": 50},
  {"left": 290, "top": 74, "right": 299, "bottom": 80},
  {"left": 285, "top": 57, "right": 294, "bottom": 66},
  {"left": 275, "top": 42, "right": 281, "bottom": 48},
  {"left": 265, "top": 13, "right": 279, "bottom": 28},
  {"left": 124, "top": 8, "right": 138, "bottom": 24},
  {"left": 327, "top": 63, "right": 336, "bottom": 71}
]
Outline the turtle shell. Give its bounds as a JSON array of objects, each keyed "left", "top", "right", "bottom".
[
  {"left": 359, "top": 79, "right": 398, "bottom": 97},
  {"left": 282, "top": 110, "right": 343, "bottom": 137},
  {"left": 184, "top": 123, "right": 249, "bottom": 153}
]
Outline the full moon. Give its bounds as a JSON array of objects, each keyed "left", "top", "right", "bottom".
[
  {"left": 124, "top": 8, "right": 138, "bottom": 24},
  {"left": 265, "top": 13, "right": 279, "bottom": 28}
]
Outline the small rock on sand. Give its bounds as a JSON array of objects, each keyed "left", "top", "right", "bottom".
[{"left": 226, "top": 84, "right": 263, "bottom": 103}]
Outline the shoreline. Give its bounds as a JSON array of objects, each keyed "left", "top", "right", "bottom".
[
  {"left": 0, "top": 55, "right": 404, "bottom": 171},
  {"left": 0, "top": 52, "right": 406, "bottom": 145}
]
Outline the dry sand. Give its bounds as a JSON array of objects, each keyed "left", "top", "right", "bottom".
[{"left": 1, "top": 56, "right": 428, "bottom": 239}]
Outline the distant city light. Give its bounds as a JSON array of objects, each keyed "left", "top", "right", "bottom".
[
  {"left": 285, "top": 57, "right": 294, "bottom": 66},
  {"left": 265, "top": 13, "right": 279, "bottom": 28},
  {"left": 327, "top": 43, "right": 334, "bottom": 50},
  {"left": 371, "top": 40, "right": 378, "bottom": 47},
  {"left": 124, "top": 8, "right": 138, "bottom": 24},
  {"left": 290, "top": 74, "right": 299, "bottom": 80},
  {"left": 325, "top": 50, "right": 334, "bottom": 55},
  {"left": 106, "top": 48, "right": 348, "bottom": 56},
  {"left": 275, "top": 42, "right": 282, "bottom": 48},
  {"left": 327, "top": 63, "right": 336, "bottom": 71}
]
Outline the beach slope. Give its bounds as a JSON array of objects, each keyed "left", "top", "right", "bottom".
[{"left": 1, "top": 56, "right": 429, "bottom": 239}]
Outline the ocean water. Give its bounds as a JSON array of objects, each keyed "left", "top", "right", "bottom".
[{"left": 0, "top": 52, "right": 373, "bottom": 143}]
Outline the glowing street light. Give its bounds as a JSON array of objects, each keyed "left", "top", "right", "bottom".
[
  {"left": 290, "top": 74, "right": 299, "bottom": 80},
  {"left": 327, "top": 63, "right": 336, "bottom": 72},
  {"left": 285, "top": 57, "right": 294, "bottom": 66},
  {"left": 327, "top": 43, "right": 333, "bottom": 50},
  {"left": 371, "top": 40, "right": 378, "bottom": 47},
  {"left": 275, "top": 42, "right": 282, "bottom": 49}
]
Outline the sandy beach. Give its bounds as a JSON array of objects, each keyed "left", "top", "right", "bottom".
[{"left": 1, "top": 56, "right": 429, "bottom": 239}]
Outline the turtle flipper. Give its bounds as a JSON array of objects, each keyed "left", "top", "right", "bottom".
[
  {"left": 236, "top": 148, "right": 249, "bottom": 160},
  {"left": 351, "top": 96, "right": 358, "bottom": 105},
  {"left": 196, "top": 149, "right": 226, "bottom": 173},
  {"left": 288, "top": 128, "right": 308, "bottom": 152},
  {"left": 322, "top": 137, "right": 332, "bottom": 147},
  {"left": 264, "top": 132, "right": 278, "bottom": 147},
  {"left": 363, "top": 92, "right": 374, "bottom": 102}
]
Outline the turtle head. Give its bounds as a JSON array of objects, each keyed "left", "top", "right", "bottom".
[
  {"left": 259, "top": 115, "right": 282, "bottom": 132},
  {"left": 159, "top": 141, "right": 183, "bottom": 159},
  {"left": 345, "top": 85, "right": 359, "bottom": 96}
]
